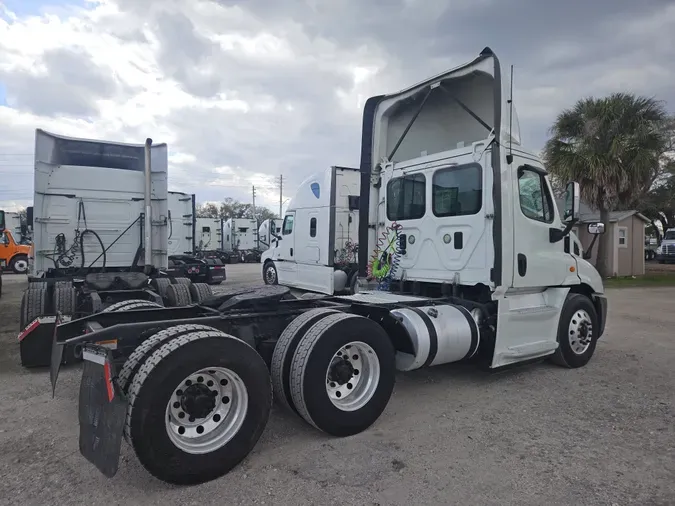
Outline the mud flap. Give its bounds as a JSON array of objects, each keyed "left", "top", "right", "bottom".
[{"left": 78, "top": 345, "right": 127, "bottom": 478}]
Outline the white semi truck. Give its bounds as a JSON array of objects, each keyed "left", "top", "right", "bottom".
[
  {"left": 261, "top": 165, "right": 360, "bottom": 294},
  {"left": 656, "top": 228, "right": 675, "bottom": 263},
  {"left": 195, "top": 217, "right": 222, "bottom": 252},
  {"left": 223, "top": 217, "right": 260, "bottom": 262},
  {"left": 19, "top": 130, "right": 217, "bottom": 367},
  {"left": 46, "top": 47, "right": 607, "bottom": 487},
  {"left": 167, "top": 191, "right": 195, "bottom": 257}
]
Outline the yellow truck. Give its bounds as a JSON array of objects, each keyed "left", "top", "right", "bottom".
[{"left": 0, "top": 211, "right": 31, "bottom": 274}]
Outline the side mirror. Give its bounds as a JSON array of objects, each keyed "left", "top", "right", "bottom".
[
  {"left": 563, "top": 182, "right": 580, "bottom": 223},
  {"left": 587, "top": 222, "right": 605, "bottom": 235}
]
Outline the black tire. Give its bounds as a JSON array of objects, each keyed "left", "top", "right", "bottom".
[
  {"left": 167, "top": 283, "right": 192, "bottom": 307},
  {"left": 271, "top": 308, "right": 340, "bottom": 414},
  {"left": 550, "top": 293, "right": 599, "bottom": 369},
  {"left": 172, "top": 277, "right": 191, "bottom": 286},
  {"left": 118, "top": 301, "right": 164, "bottom": 311},
  {"left": 20, "top": 288, "right": 48, "bottom": 330},
  {"left": 102, "top": 299, "right": 162, "bottom": 313},
  {"left": 348, "top": 271, "right": 359, "bottom": 295},
  {"left": 53, "top": 287, "right": 77, "bottom": 316},
  {"left": 55, "top": 280, "right": 73, "bottom": 290},
  {"left": 30, "top": 281, "right": 48, "bottom": 290},
  {"left": 125, "top": 330, "right": 272, "bottom": 485},
  {"left": 263, "top": 262, "right": 277, "bottom": 285},
  {"left": 151, "top": 277, "right": 172, "bottom": 298},
  {"left": 10, "top": 254, "right": 28, "bottom": 274},
  {"left": 189, "top": 282, "right": 213, "bottom": 303},
  {"left": 289, "top": 313, "right": 396, "bottom": 437},
  {"left": 118, "top": 324, "right": 221, "bottom": 398}
]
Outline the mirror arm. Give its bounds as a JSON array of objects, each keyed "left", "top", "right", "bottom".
[
  {"left": 549, "top": 218, "right": 578, "bottom": 244},
  {"left": 583, "top": 234, "right": 600, "bottom": 260}
]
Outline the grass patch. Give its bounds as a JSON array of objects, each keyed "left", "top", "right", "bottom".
[{"left": 605, "top": 273, "right": 675, "bottom": 288}]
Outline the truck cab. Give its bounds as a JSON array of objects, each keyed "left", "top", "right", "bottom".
[
  {"left": 261, "top": 166, "right": 360, "bottom": 295},
  {"left": 0, "top": 226, "right": 31, "bottom": 274},
  {"left": 656, "top": 228, "right": 675, "bottom": 263}
]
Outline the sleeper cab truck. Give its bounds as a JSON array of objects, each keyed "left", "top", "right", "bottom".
[
  {"left": 49, "top": 47, "right": 607, "bottom": 486},
  {"left": 18, "top": 131, "right": 215, "bottom": 367},
  {"left": 261, "top": 165, "right": 361, "bottom": 295},
  {"left": 223, "top": 218, "right": 260, "bottom": 263}
]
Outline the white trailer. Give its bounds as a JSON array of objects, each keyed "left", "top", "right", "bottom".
[
  {"left": 261, "top": 166, "right": 360, "bottom": 294},
  {"left": 195, "top": 217, "right": 222, "bottom": 252},
  {"left": 47, "top": 47, "right": 608, "bottom": 487}
]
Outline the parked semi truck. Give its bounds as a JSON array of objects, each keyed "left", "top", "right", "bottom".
[
  {"left": 18, "top": 130, "right": 217, "bottom": 367},
  {"left": 224, "top": 217, "right": 261, "bottom": 262},
  {"left": 261, "top": 165, "right": 360, "bottom": 294},
  {"left": 166, "top": 192, "right": 226, "bottom": 285},
  {"left": 42, "top": 48, "right": 606, "bottom": 487},
  {"left": 656, "top": 228, "right": 675, "bottom": 263}
]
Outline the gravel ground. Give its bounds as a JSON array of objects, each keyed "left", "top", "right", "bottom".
[{"left": 1, "top": 265, "right": 674, "bottom": 506}]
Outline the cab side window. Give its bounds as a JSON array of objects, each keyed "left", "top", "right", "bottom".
[
  {"left": 282, "top": 215, "right": 294, "bottom": 235},
  {"left": 517, "top": 167, "right": 554, "bottom": 223},
  {"left": 0, "top": 232, "right": 8, "bottom": 245}
]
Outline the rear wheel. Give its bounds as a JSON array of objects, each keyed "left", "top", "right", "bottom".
[
  {"left": 126, "top": 330, "right": 272, "bottom": 485},
  {"left": 53, "top": 287, "right": 77, "bottom": 316},
  {"left": 172, "top": 277, "right": 191, "bottom": 286},
  {"left": 189, "top": 283, "right": 213, "bottom": 304},
  {"left": 20, "top": 288, "right": 47, "bottom": 330},
  {"left": 167, "top": 283, "right": 192, "bottom": 307},
  {"left": 151, "top": 277, "right": 172, "bottom": 298},
  {"left": 271, "top": 308, "right": 340, "bottom": 414},
  {"left": 102, "top": 299, "right": 163, "bottom": 313},
  {"left": 10, "top": 255, "right": 28, "bottom": 274},
  {"left": 288, "top": 313, "right": 395, "bottom": 436}
]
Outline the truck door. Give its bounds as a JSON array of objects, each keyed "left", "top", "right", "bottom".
[
  {"left": 511, "top": 160, "right": 575, "bottom": 288},
  {"left": 276, "top": 212, "right": 297, "bottom": 284}
]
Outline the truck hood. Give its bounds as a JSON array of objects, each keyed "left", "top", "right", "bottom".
[{"left": 574, "top": 256, "right": 604, "bottom": 294}]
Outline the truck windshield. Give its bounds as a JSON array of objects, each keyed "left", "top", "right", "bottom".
[{"left": 664, "top": 231, "right": 675, "bottom": 240}]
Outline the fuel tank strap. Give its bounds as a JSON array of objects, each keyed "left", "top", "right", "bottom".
[{"left": 406, "top": 306, "right": 438, "bottom": 367}]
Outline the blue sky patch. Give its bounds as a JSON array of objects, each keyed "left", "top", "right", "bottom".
[{"left": 2, "top": 0, "right": 89, "bottom": 17}]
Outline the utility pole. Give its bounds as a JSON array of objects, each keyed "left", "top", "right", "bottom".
[
  {"left": 251, "top": 185, "right": 257, "bottom": 223},
  {"left": 278, "top": 175, "right": 283, "bottom": 219}
]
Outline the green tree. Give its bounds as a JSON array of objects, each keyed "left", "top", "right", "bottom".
[
  {"left": 196, "top": 198, "right": 278, "bottom": 222},
  {"left": 543, "top": 93, "right": 670, "bottom": 277}
]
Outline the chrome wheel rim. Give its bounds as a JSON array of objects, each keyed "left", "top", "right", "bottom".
[
  {"left": 165, "top": 367, "right": 248, "bottom": 454},
  {"left": 325, "top": 341, "right": 380, "bottom": 411},
  {"left": 265, "top": 265, "right": 276, "bottom": 284},
  {"left": 568, "top": 309, "right": 593, "bottom": 355},
  {"left": 14, "top": 259, "right": 28, "bottom": 273}
]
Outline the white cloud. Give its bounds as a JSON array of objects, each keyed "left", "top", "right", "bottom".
[{"left": 0, "top": 0, "right": 673, "bottom": 214}]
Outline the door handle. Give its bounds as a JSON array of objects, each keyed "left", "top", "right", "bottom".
[
  {"left": 290, "top": 248, "right": 293, "bottom": 257},
  {"left": 517, "top": 253, "right": 527, "bottom": 277}
]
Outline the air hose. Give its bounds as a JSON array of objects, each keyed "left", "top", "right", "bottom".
[{"left": 367, "top": 222, "right": 403, "bottom": 291}]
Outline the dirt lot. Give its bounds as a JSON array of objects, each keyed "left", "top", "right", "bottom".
[{"left": 1, "top": 265, "right": 674, "bottom": 506}]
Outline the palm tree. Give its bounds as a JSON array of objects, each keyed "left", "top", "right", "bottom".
[{"left": 543, "top": 93, "right": 670, "bottom": 277}]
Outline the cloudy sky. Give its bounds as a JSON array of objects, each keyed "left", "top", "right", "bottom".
[{"left": 0, "top": 0, "right": 673, "bottom": 213}]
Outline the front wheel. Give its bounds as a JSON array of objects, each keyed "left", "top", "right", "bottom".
[
  {"left": 551, "top": 293, "right": 599, "bottom": 368},
  {"left": 10, "top": 255, "right": 28, "bottom": 274},
  {"left": 126, "top": 329, "right": 272, "bottom": 485},
  {"left": 263, "top": 262, "right": 278, "bottom": 285}
]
